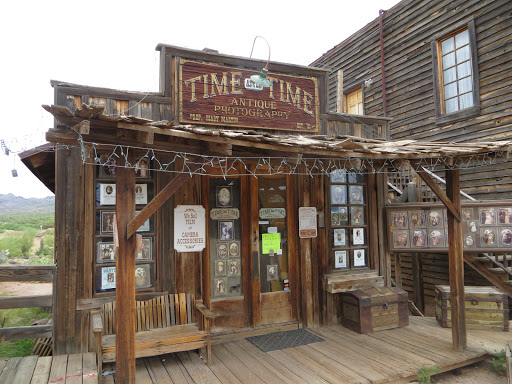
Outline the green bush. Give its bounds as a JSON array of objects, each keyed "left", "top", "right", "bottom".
[
  {"left": 492, "top": 349, "right": 506, "bottom": 375},
  {"left": 418, "top": 366, "right": 441, "bottom": 384},
  {"left": 0, "top": 214, "right": 54, "bottom": 232},
  {"left": 0, "top": 228, "right": 37, "bottom": 258}
]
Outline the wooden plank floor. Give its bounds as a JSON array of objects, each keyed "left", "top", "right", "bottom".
[
  {"left": 0, "top": 352, "right": 98, "bottom": 384},
  {"left": 101, "top": 316, "right": 510, "bottom": 383}
]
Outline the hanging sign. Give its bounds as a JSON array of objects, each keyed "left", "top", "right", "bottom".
[
  {"left": 299, "top": 207, "right": 317, "bottom": 238},
  {"left": 174, "top": 205, "right": 206, "bottom": 252},
  {"left": 210, "top": 208, "right": 240, "bottom": 220},
  {"left": 179, "top": 60, "right": 320, "bottom": 132},
  {"left": 259, "top": 208, "right": 286, "bottom": 219}
]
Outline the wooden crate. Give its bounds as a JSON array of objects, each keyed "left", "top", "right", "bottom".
[
  {"left": 435, "top": 285, "right": 509, "bottom": 331},
  {"left": 341, "top": 287, "right": 409, "bottom": 334}
]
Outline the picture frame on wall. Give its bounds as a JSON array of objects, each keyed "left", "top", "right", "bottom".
[
  {"left": 412, "top": 230, "right": 427, "bottom": 247},
  {"left": 216, "top": 186, "right": 233, "bottom": 208},
  {"left": 391, "top": 211, "right": 408, "bottom": 229},
  {"left": 349, "top": 185, "right": 364, "bottom": 204},
  {"left": 98, "top": 155, "right": 117, "bottom": 178},
  {"left": 350, "top": 206, "right": 365, "bottom": 225},
  {"left": 353, "top": 228, "right": 365, "bottom": 245},
  {"left": 97, "top": 242, "right": 115, "bottom": 263},
  {"left": 331, "top": 206, "right": 348, "bottom": 226},
  {"left": 267, "top": 264, "right": 279, "bottom": 281},
  {"left": 215, "top": 260, "right": 227, "bottom": 276},
  {"left": 135, "top": 264, "right": 151, "bottom": 289},
  {"left": 481, "top": 228, "right": 497, "bottom": 246},
  {"left": 330, "top": 169, "right": 346, "bottom": 183},
  {"left": 334, "top": 250, "right": 348, "bottom": 269},
  {"left": 429, "top": 229, "right": 444, "bottom": 247},
  {"left": 136, "top": 238, "right": 152, "bottom": 260},
  {"left": 100, "top": 211, "right": 115, "bottom": 234},
  {"left": 427, "top": 211, "right": 443, "bottom": 228},
  {"left": 228, "top": 259, "right": 241, "bottom": 276},
  {"left": 99, "top": 184, "right": 116, "bottom": 205},
  {"left": 214, "top": 278, "right": 227, "bottom": 296},
  {"left": 499, "top": 228, "right": 512, "bottom": 246},
  {"left": 135, "top": 157, "right": 150, "bottom": 178},
  {"left": 499, "top": 208, "right": 512, "bottom": 224},
  {"left": 333, "top": 228, "right": 346, "bottom": 247},
  {"left": 101, "top": 266, "right": 116, "bottom": 290},
  {"left": 330, "top": 185, "right": 347, "bottom": 205},
  {"left": 393, "top": 230, "right": 409, "bottom": 248},
  {"left": 464, "top": 234, "right": 476, "bottom": 248},
  {"left": 479, "top": 208, "right": 496, "bottom": 225},
  {"left": 219, "top": 221, "right": 234, "bottom": 241},
  {"left": 135, "top": 184, "right": 148, "bottom": 205},
  {"left": 229, "top": 241, "right": 240, "bottom": 258},
  {"left": 353, "top": 249, "right": 366, "bottom": 267},
  {"left": 409, "top": 210, "right": 425, "bottom": 228},
  {"left": 462, "top": 208, "right": 474, "bottom": 220},
  {"left": 216, "top": 243, "right": 228, "bottom": 259},
  {"left": 468, "top": 220, "right": 478, "bottom": 233}
]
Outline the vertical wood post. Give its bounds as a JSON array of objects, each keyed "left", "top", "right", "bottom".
[
  {"left": 445, "top": 169, "right": 466, "bottom": 351},
  {"left": 115, "top": 154, "right": 136, "bottom": 382},
  {"left": 394, "top": 254, "right": 402, "bottom": 288},
  {"left": 411, "top": 253, "right": 424, "bottom": 313}
]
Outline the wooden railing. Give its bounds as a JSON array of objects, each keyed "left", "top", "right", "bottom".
[{"left": 0, "top": 265, "right": 55, "bottom": 342}]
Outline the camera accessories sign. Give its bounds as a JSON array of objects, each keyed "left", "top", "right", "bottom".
[{"left": 179, "top": 60, "right": 320, "bottom": 132}]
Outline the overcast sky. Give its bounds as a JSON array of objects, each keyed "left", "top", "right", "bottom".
[{"left": 0, "top": 0, "right": 400, "bottom": 198}]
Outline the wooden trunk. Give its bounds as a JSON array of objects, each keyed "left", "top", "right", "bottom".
[
  {"left": 341, "top": 287, "right": 409, "bottom": 334},
  {"left": 435, "top": 285, "right": 509, "bottom": 331}
]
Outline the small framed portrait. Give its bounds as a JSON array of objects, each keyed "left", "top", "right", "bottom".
[
  {"left": 499, "top": 228, "right": 512, "bottom": 246},
  {"left": 228, "top": 259, "right": 241, "bottom": 276},
  {"left": 215, "top": 260, "right": 227, "bottom": 276},
  {"left": 353, "top": 228, "right": 365, "bottom": 245},
  {"left": 348, "top": 171, "right": 364, "bottom": 183},
  {"left": 429, "top": 229, "right": 444, "bottom": 247},
  {"left": 498, "top": 208, "right": 512, "bottom": 224},
  {"left": 468, "top": 220, "right": 478, "bottom": 233},
  {"left": 330, "top": 185, "right": 347, "bottom": 205},
  {"left": 98, "top": 154, "right": 117, "bottom": 178},
  {"left": 393, "top": 230, "right": 409, "bottom": 248},
  {"left": 135, "top": 157, "right": 150, "bottom": 178},
  {"left": 135, "top": 184, "right": 148, "bottom": 205},
  {"left": 412, "top": 230, "right": 427, "bottom": 247},
  {"left": 391, "top": 211, "right": 408, "bottom": 229},
  {"left": 100, "top": 211, "right": 115, "bottom": 234},
  {"left": 216, "top": 243, "right": 228, "bottom": 259},
  {"left": 349, "top": 185, "right": 364, "bottom": 204},
  {"left": 214, "top": 278, "right": 227, "bottom": 296},
  {"left": 334, "top": 250, "right": 348, "bottom": 269},
  {"left": 97, "top": 242, "right": 115, "bottom": 263},
  {"left": 464, "top": 234, "right": 475, "bottom": 248},
  {"left": 331, "top": 206, "right": 348, "bottom": 226},
  {"left": 101, "top": 267, "right": 116, "bottom": 289},
  {"left": 333, "top": 228, "right": 346, "bottom": 247},
  {"left": 219, "top": 221, "right": 234, "bottom": 241},
  {"left": 481, "top": 228, "right": 497, "bottom": 246},
  {"left": 479, "top": 208, "right": 496, "bottom": 225},
  {"left": 409, "top": 211, "right": 426, "bottom": 228},
  {"left": 350, "top": 206, "right": 365, "bottom": 225},
  {"left": 216, "top": 186, "right": 233, "bottom": 208},
  {"left": 136, "top": 211, "right": 151, "bottom": 232},
  {"left": 229, "top": 241, "right": 240, "bottom": 258},
  {"left": 267, "top": 264, "right": 278, "bottom": 281},
  {"left": 135, "top": 264, "right": 151, "bottom": 289},
  {"left": 353, "top": 249, "right": 366, "bottom": 267},
  {"left": 99, "top": 183, "right": 116, "bottom": 205},
  {"left": 462, "top": 208, "right": 474, "bottom": 221},
  {"left": 136, "top": 237, "right": 152, "bottom": 260},
  {"left": 427, "top": 211, "right": 443, "bottom": 228},
  {"left": 330, "top": 169, "right": 346, "bottom": 183}
]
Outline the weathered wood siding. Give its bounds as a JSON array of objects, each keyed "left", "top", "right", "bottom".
[{"left": 312, "top": 0, "right": 512, "bottom": 200}]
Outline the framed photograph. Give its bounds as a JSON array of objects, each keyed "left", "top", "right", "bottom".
[
  {"left": 267, "top": 264, "right": 279, "bottom": 281},
  {"left": 334, "top": 250, "right": 348, "bottom": 269},
  {"left": 214, "top": 278, "right": 227, "bottom": 296},
  {"left": 215, "top": 260, "right": 227, "bottom": 276},
  {"left": 135, "top": 184, "right": 148, "bottom": 205},
  {"left": 353, "top": 228, "right": 365, "bottom": 245},
  {"left": 330, "top": 169, "right": 346, "bottom": 183},
  {"left": 353, "top": 249, "right": 366, "bottom": 267},
  {"left": 499, "top": 228, "right": 512, "bottom": 246},
  {"left": 135, "top": 264, "right": 151, "bottom": 289},
  {"left": 348, "top": 171, "right": 364, "bottom": 183},
  {"left": 333, "top": 228, "right": 346, "bottom": 247},
  {"left": 350, "top": 206, "right": 365, "bottom": 225},
  {"left": 409, "top": 211, "right": 426, "bottom": 228},
  {"left": 479, "top": 208, "right": 496, "bottom": 225},
  {"left": 97, "top": 242, "right": 115, "bottom": 263},
  {"left": 462, "top": 208, "right": 474, "bottom": 220},
  {"left": 216, "top": 243, "right": 228, "bottom": 259},
  {"left": 391, "top": 211, "right": 408, "bottom": 229},
  {"left": 412, "top": 230, "right": 427, "bottom": 247},
  {"left": 100, "top": 211, "right": 115, "bottom": 234},
  {"left": 228, "top": 259, "right": 241, "bottom": 276},
  {"left": 136, "top": 237, "right": 152, "bottom": 260},
  {"left": 136, "top": 211, "right": 150, "bottom": 232},
  {"left": 427, "top": 210, "right": 443, "bottom": 228},
  {"left": 349, "top": 185, "right": 364, "bottom": 204},
  {"left": 468, "top": 220, "right": 478, "bottom": 233},
  {"left": 481, "top": 228, "right": 497, "bottom": 246},
  {"left": 330, "top": 185, "right": 347, "bottom": 205},
  {"left": 216, "top": 186, "right": 233, "bottom": 208},
  {"left": 499, "top": 208, "right": 512, "bottom": 224},
  {"left": 331, "top": 206, "right": 348, "bottom": 226},
  {"left": 228, "top": 241, "right": 240, "bottom": 258},
  {"left": 98, "top": 154, "right": 117, "bottom": 178},
  {"left": 393, "top": 230, "right": 409, "bottom": 248},
  {"left": 99, "top": 183, "right": 116, "bottom": 205},
  {"left": 464, "top": 234, "right": 476, "bottom": 248},
  {"left": 135, "top": 157, "right": 150, "bottom": 178},
  {"left": 429, "top": 229, "right": 444, "bottom": 247},
  {"left": 219, "top": 221, "right": 234, "bottom": 241},
  {"left": 101, "top": 267, "right": 116, "bottom": 289}
]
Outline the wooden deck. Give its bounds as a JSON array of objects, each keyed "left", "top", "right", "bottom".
[
  {"left": 0, "top": 352, "right": 98, "bottom": 383},
  {"left": 102, "top": 316, "right": 510, "bottom": 384}
]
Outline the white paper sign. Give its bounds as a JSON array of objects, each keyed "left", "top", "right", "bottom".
[
  {"left": 99, "top": 183, "right": 148, "bottom": 205},
  {"left": 101, "top": 266, "right": 116, "bottom": 289},
  {"left": 299, "top": 207, "right": 317, "bottom": 238},
  {"left": 174, "top": 205, "right": 206, "bottom": 252},
  {"left": 268, "top": 227, "right": 278, "bottom": 234}
]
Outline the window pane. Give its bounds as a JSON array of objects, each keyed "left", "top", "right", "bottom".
[
  {"left": 442, "top": 52, "right": 455, "bottom": 69},
  {"left": 444, "top": 82, "right": 458, "bottom": 99},
  {"left": 457, "top": 61, "right": 472, "bottom": 78},
  {"left": 456, "top": 46, "right": 470, "bottom": 63},
  {"left": 443, "top": 67, "right": 457, "bottom": 84},
  {"left": 441, "top": 37, "right": 455, "bottom": 54},
  {"left": 459, "top": 92, "right": 474, "bottom": 109},
  {"left": 455, "top": 29, "right": 469, "bottom": 48},
  {"left": 445, "top": 97, "right": 459, "bottom": 114},
  {"left": 458, "top": 77, "right": 473, "bottom": 94}
]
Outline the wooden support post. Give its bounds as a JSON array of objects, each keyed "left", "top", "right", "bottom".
[
  {"left": 445, "top": 169, "right": 466, "bottom": 351},
  {"left": 394, "top": 254, "right": 402, "bottom": 288},
  {"left": 115, "top": 154, "right": 136, "bottom": 382},
  {"left": 411, "top": 253, "right": 424, "bottom": 313}
]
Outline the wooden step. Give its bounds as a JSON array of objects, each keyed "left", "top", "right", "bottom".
[
  {"left": 325, "top": 270, "right": 384, "bottom": 293},
  {"left": 474, "top": 255, "right": 512, "bottom": 262},
  {"left": 505, "top": 281, "right": 512, "bottom": 285},
  {"left": 487, "top": 267, "right": 512, "bottom": 274}
]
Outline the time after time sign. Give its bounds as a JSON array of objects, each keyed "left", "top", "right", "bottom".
[{"left": 179, "top": 59, "right": 320, "bottom": 132}]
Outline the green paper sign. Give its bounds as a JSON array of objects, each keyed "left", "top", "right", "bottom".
[{"left": 262, "top": 233, "right": 281, "bottom": 255}]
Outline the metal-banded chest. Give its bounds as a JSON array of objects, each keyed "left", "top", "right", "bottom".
[
  {"left": 435, "top": 285, "right": 509, "bottom": 331},
  {"left": 341, "top": 287, "right": 409, "bottom": 334}
]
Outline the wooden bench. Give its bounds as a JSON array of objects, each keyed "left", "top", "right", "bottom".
[{"left": 90, "top": 293, "right": 214, "bottom": 373}]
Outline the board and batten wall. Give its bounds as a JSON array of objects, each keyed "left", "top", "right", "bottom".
[{"left": 312, "top": 0, "right": 512, "bottom": 200}]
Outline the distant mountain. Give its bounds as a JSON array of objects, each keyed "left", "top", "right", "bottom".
[{"left": 0, "top": 194, "right": 54, "bottom": 215}]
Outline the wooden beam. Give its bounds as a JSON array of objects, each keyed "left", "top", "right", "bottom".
[
  {"left": 445, "top": 168, "right": 466, "bottom": 351},
  {"left": 0, "top": 325, "right": 52, "bottom": 341},
  {"left": 126, "top": 163, "right": 202, "bottom": 239},
  {"left": 115, "top": 153, "right": 136, "bottom": 383},
  {"left": 0, "top": 295, "right": 52, "bottom": 309},
  {"left": 0, "top": 265, "right": 55, "bottom": 282},
  {"left": 416, "top": 170, "right": 461, "bottom": 222}
]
